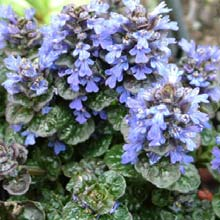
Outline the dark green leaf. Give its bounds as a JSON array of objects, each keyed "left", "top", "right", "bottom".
[
  {"left": 192, "top": 208, "right": 215, "bottom": 220},
  {"left": 168, "top": 164, "right": 200, "bottom": 193},
  {"left": 107, "top": 106, "right": 127, "bottom": 131},
  {"left": 151, "top": 189, "right": 171, "bottom": 207},
  {"left": 120, "top": 117, "right": 129, "bottom": 142},
  {"left": 55, "top": 77, "right": 81, "bottom": 100},
  {"left": 28, "top": 106, "right": 72, "bottom": 137},
  {"left": 55, "top": 56, "right": 73, "bottom": 68},
  {"left": 99, "top": 171, "right": 126, "bottom": 199},
  {"left": 6, "top": 103, "right": 34, "bottom": 125},
  {"left": 4, "top": 125, "right": 24, "bottom": 145},
  {"left": 159, "top": 210, "right": 183, "bottom": 220},
  {"left": 99, "top": 205, "right": 132, "bottom": 220},
  {"left": 135, "top": 159, "right": 181, "bottom": 188},
  {"left": 80, "top": 183, "right": 115, "bottom": 215},
  {"left": 8, "top": 94, "right": 33, "bottom": 108},
  {"left": 34, "top": 88, "right": 54, "bottom": 111},
  {"left": 82, "top": 135, "right": 112, "bottom": 158},
  {"left": 87, "top": 89, "right": 117, "bottom": 112},
  {"left": 58, "top": 119, "right": 95, "bottom": 145},
  {"left": 123, "top": 78, "right": 151, "bottom": 94},
  {"left": 122, "top": 180, "right": 149, "bottom": 212},
  {"left": 104, "top": 145, "right": 138, "bottom": 178},
  {"left": 3, "top": 172, "right": 31, "bottom": 195},
  {"left": 201, "top": 128, "right": 216, "bottom": 147},
  {"left": 18, "top": 201, "right": 45, "bottom": 220},
  {"left": 62, "top": 202, "right": 95, "bottom": 220},
  {"left": 62, "top": 159, "right": 106, "bottom": 178},
  {"left": 212, "top": 194, "right": 220, "bottom": 218}
]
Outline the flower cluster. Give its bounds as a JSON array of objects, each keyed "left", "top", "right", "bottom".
[
  {"left": 0, "top": 1, "right": 220, "bottom": 219},
  {"left": 211, "top": 137, "right": 220, "bottom": 172},
  {"left": 39, "top": 0, "right": 178, "bottom": 123},
  {"left": 2, "top": 55, "right": 48, "bottom": 97},
  {"left": 179, "top": 39, "right": 220, "bottom": 102},
  {"left": 0, "top": 6, "right": 40, "bottom": 54},
  {"left": 122, "top": 64, "right": 209, "bottom": 167}
]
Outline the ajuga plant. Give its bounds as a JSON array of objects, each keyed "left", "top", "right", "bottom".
[{"left": 0, "top": 0, "right": 220, "bottom": 219}]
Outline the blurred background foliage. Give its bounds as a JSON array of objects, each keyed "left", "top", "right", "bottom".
[
  {"left": 1, "top": 0, "right": 219, "bottom": 46},
  {"left": 0, "top": 0, "right": 91, "bottom": 23},
  {"left": 0, "top": 0, "right": 161, "bottom": 24}
]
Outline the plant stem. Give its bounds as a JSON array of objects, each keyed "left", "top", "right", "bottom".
[
  {"left": 165, "top": 0, "right": 190, "bottom": 40},
  {"left": 19, "top": 165, "right": 46, "bottom": 176}
]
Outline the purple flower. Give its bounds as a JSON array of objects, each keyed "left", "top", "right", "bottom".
[
  {"left": 130, "top": 46, "right": 151, "bottom": 63},
  {"left": 116, "top": 86, "right": 130, "bottom": 103},
  {"left": 179, "top": 39, "right": 220, "bottom": 101},
  {"left": 66, "top": 69, "right": 80, "bottom": 92},
  {"left": 69, "top": 96, "right": 87, "bottom": 111},
  {"left": 0, "top": 6, "right": 40, "bottom": 51},
  {"left": 80, "top": 76, "right": 100, "bottom": 93},
  {"left": 105, "top": 44, "right": 123, "bottom": 64},
  {"left": 2, "top": 72, "right": 22, "bottom": 94},
  {"left": 93, "top": 110, "right": 107, "bottom": 120},
  {"left": 30, "top": 79, "right": 48, "bottom": 95},
  {"left": 168, "top": 146, "right": 194, "bottom": 164},
  {"left": 21, "top": 131, "right": 37, "bottom": 146},
  {"left": 122, "top": 64, "right": 209, "bottom": 165},
  {"left": 11, "top": 124, "right": 23, "bottom": 132},
  {"left": 2, "top": 55, "right": 48, "bottom": 96},
  {"left": 154, "top": 15, "right": 178, "bottom": 31},
  {"left": 75, "top": 58, "right": 94, "bottom": 77},
  {"left": 25, "top": 8, "right": 35, "bottom": 20},
  {"left": 72, "top": 43, "right": 90, "bottom": 60},
  {"left": 74, "top": 109, "right": 91, "bottom": 124},
  {"left": 48, "top": 140, "right": 66, "bottom": 155},
  {"left": 147, "top": 152, "right": 161, "bottom": 165},
  {"left": 132, "top": 30, "right": 153, "bottom": 49},
  {"left": 4, "top": 55, "right": 21, "bottom": 72},
  {"left": 122, "top": 0, "right": 140, "bottom": 12},
  {"left": 0, "top": 5, "right": 17, "bottom": 23},
  {"left": 131, "top": 64, "right": 152, "bottom": 80},
  {"left": 41, "top": 106, "right": 52, "bottom": 115},
  {"left": 105, "top": 56, "right": 129, "bottom": 88},
  {"left": 211, "top": 147, "right": 220, "bottom": 173},
  {"left": 149, "top": 1, "right": 171, "bottom": 18},
  {"left": 88, "top": 0, "right": 109, "bottom": 14},
  {"left": 121, "top": 143, "right": 142, "bottom": 164},
  {"left": 109, "top": 201, "right": 120, "bottom": 214},
  {"left": 39, "top": 14, "right": 69, "bottom": 69}
]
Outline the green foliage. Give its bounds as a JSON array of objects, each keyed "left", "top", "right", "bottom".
[
  {"left": 135, "top": 158, "right": 181, "bottom": 188},
  {"left": 58, "top": 119, "right": 95, "bottom": 145},
  {"left": 82, "top": 135, "right": 112, "bottom": 158},
  {"left": 87, "top": 89, "right": 117, "bottom": 112},
  {"left": 168, "top": 164, "right": 201, "bottom": 193},
  {"left": 62, "top": 201, "right": 95, "bottom": 220},
  {"left": 151, "top": 189, "right": 172, "bottom": 207},
  {"left": 65, "top": 159, "right": 126, "bottom": 215},
  {"left": 6, "top": 103, "right": 34, "bottom": 125},
  {"left": 28, "top": 105, "right": 71, "bottom": 137},
  {"left": 0, "top": 0, "right": 91, "bottom": 23},
  {"left": 104, "top": 145, "right": 138, "bottom": 178},
  {"left": 0, "top": 1, "right": 219, "bottom": 219},
  {"left": 0, "top": 201, "right": 45, "bottom": 220},
  {"left": 99, "top": 206, "right": 132, "bottom": 220},
  {"left": 107, "top": 105, "right": 127, "bottom": 131},
  {"left": 28, "top": 147, "right": 61, "bottom": 181},
  {"left": 212, "top": 194, "right": 220, "bottom": 218},
  {"left": 55, "top": 77, "right": 81, "bottom": 100}
]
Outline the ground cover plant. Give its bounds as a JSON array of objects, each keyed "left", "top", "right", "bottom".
[{"left": 0, "top": 0, "right": 220, "bottom": 219}]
